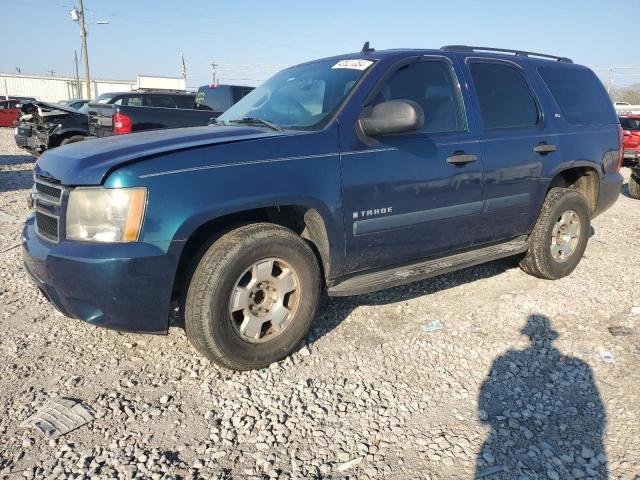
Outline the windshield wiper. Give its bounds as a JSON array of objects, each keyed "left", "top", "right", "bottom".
[{"left": 227, "top": 117, "right": 283, "bottom": 131}]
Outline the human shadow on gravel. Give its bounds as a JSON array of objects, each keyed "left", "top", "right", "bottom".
[
  {"left": 474, "top": 315, "right": 607, "bottom": 479},
  {"left": 0, "top": 152, "right": 34, "bottom": 193}
]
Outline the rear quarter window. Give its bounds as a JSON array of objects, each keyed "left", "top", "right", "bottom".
[{"left": 538, "top": 66, "right": 616, "bottom": 125}]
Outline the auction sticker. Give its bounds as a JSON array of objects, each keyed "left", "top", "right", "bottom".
[{"left": 332, "top": 59, "right": 374, "bottom": 70}]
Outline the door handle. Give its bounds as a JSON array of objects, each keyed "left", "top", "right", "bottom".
[
  {"left": 533, "top": 143, "right": 557, "bottom": 154},
  {"left": 446, "top": 153, "right": 478, "bottom": 165}
]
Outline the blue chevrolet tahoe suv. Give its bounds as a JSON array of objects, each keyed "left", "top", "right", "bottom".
[{"left": 23, "top": 45, "right": 623, "bottom": 370}]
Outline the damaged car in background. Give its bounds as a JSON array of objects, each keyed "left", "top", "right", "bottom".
[{"left": 14, "top": 100, "right": 92, "bottom": 156}]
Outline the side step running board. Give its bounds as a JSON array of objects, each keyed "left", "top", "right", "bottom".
[{"left": 328, "top": 236, "right": 529, "bottom": 297}]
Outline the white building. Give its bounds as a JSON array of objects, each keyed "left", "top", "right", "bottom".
[{"left": 0, "top": 73, "right": 186, "bottom": 102}]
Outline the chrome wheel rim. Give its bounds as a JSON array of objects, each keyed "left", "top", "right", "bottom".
[
  {"left": 550, "top": 209, "right": 581, "bottom": 263},
  {"left": 228, "top": 257, "right": 300, "bottom": 343}
]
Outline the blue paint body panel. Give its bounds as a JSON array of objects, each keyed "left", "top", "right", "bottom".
[{"left": 22, "top": 48, "right": 623, "bottom": 333}]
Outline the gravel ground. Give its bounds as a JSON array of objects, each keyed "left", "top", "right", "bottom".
[{"left": 0, "top": 127, "right": 639, "bottom": 480}]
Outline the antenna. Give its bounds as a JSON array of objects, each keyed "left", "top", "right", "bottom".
[{"left": 361, "top": 41, "right": 375, "bottom": 54}]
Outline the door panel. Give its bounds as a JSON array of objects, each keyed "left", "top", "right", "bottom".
[
  {"left": 462, "top": 59, "right": 560, "bottom": 244},
  {"left": 342, "top": 135, "right": 482, "bottom": 272},
  {"left": 340, "top": 57, "right": 483, "bottom": 273}
]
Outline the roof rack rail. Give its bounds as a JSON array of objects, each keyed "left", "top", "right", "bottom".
[{"left": 440, "top": 45, "right": 573, "bottom": 63}]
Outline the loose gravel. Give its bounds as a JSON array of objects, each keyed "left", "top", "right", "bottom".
[{"left": 0, "top": 127, "right": 639, "bottom": 480}]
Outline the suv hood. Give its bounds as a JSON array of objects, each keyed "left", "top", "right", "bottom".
[{"left": 35, "top": 125, "right": 288, "bottom": 185}]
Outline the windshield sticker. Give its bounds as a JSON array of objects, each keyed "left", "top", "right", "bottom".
[{"left": 332, "top": 59, "right": 374, "bottom": 71}]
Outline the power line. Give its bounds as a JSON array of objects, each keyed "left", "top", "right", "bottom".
[{"left": 107, "top": 0, "right": 354, "bottom": 50}]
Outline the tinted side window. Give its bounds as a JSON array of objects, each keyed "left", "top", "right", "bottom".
[
  {"left": 173, "top": 95, "right": 195, "bottom": 109},
  {"left": 0, "top": 101, "right": 8, "bottom": 109},
  {"left": 113, "top": 96, "right": 143, "bottom": 107},
  {"left": 195, "top": 87, "right": 230, "bottom": 112},
  {"left": 231, "top": 87, "right": 253, "bottom": 104},
  {"left": 373, "top": 61, "right": 466, "bottom": 134},
  {"left": 620, "top": 117, "right": 640, "bottom": 130},
  {"left": 539, "top": 66, "right": 616, "bottom": 125},
  {"left": 469, "top": 62, "right": 539, "bottom": 129},
  {"left": 145, "top": 95, "right": 177, "bottom": 108}
]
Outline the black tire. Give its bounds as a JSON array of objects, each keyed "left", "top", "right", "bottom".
[
  {"left": 519, "top": 187, "right": 590, "bottom": 280},
  {"left": 185, "top": 223, "right": 320, "bottom": 370},
  {"left": 59, "top": 135, "right": 86, "bottom": 146},
  {"left": 629, "top": 173, "right": 640, "bottom": 200}
]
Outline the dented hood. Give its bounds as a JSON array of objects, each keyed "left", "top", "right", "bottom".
[
  {"left": 35, "top": 125, "right": 287, "bottom": 185},
  {"left": 21, "top": 100, "right": 84, "bottom": 117}
]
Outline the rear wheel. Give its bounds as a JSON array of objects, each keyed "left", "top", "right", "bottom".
[
  {"left": 629, "top": 172, "right": 640, "bottom": 200},
  {"left": 520, "top": 188, "right": 590, "bottom": 280},
  {"left": 185, "top": 223, "right": 320, "bottom": 370}
]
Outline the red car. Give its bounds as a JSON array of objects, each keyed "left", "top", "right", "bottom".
[
  {"left": 620, "top": 114, "right": 640, "bottom": 162},
  {"left": 0, "top": 99, "right": 21, "bottom": 127}
]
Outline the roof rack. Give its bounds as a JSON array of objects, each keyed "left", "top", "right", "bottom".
[{"left": 440, "top": 45, "right": 573, "bottom": 63}]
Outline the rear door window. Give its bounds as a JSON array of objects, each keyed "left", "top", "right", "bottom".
[
  {"left": 539, "top": 66, "right": 616, "bottom": 125},
  {"left": 469, "top": 62, "right": 539, "bottom": 130}
]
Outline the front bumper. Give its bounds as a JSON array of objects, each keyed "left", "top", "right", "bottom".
[
  {"left": 22, "top": 215, "right": 175, "bottom": 334},
  {"left": 592, "top": 172, "right": 623, "bottom": 218},
  {"left": 14, "top": 125, "right": 48, "bottom": 155}
]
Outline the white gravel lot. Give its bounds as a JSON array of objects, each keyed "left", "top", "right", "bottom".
[{"left": 0, "top": 127, "right": 639, "bottom": 480}]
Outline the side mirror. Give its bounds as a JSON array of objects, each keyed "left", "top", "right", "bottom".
[{"left": 360, "top": 99, "right": 424, "bottom": 136}]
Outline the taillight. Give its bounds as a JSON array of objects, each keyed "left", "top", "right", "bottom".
[
  {"left": 113, "top": 112, "right": 132, "bottom": 135},
  {"left": 616, "top": 124, "right": 624, "bottom": 172}
]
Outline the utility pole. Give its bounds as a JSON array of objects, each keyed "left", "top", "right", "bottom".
[
  {"left": 74, "top": 50, "right": 81, "bottom": 98},
  {"left": 78, "top": 0, "right": 91, "bottom": 99},
  {"left": 608, "top": 68, "right": 614, "bottom": 94},
  {"left": 210, "top": 62, "right": 219, "bottom": 87}
]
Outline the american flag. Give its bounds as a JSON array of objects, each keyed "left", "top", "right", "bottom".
[{"left": 181, "top": 53, "right": 186, "bottom": 81}]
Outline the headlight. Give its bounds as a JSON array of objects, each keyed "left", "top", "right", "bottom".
[{"left": 66, "top": 187, "right": 147, "bottom": 242}]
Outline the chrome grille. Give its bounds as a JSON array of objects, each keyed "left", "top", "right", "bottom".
[
  {"left": 33, "top": 176, "right": 63, "bottom": 242},
  {"left": 35, "top": 181, "right": 62, "bottom": 201},
  {"left": 35, "top": 211, "right": 59, "bottom": 241},
  {"left": 34, "top": 176, "right": 63, "bottom": 205}
]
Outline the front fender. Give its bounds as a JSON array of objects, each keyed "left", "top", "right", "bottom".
[
  {"left": 104, "top": 125, "right": 345, "bottom": 278},
  {"left": 172, "top": 194, "right": 337, "bottom": 242}
]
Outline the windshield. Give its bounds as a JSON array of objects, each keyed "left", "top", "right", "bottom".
[
  {"left": 78, "top": 93, "right": 116, "bottom": 113},
  {"left": 620, "top": 117, "right": 640, "bottom": 131},
  {"left": 218, "top": 58, "right": 374, "bottom": 130}
]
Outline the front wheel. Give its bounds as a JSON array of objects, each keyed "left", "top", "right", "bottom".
[
  {"left": 185, "top": 223, "right": 320, "bottom": 370},
  {"left": 520, "top": 187, "right": 590, "bottom": 280}
]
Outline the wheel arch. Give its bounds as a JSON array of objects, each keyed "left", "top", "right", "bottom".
[
  {"left": 51, "top": 129, "right": 87, "bottom": 147},
  {"left": 546, "top": 164, "right": 600, "bottom": 214},
  {"left": 170, "top": 203, "right": 334, "bottom": 303}
]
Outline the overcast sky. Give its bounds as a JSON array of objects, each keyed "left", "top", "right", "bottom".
[{"left": 2, "top": 0, "right": 639, "bottom": 89}]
